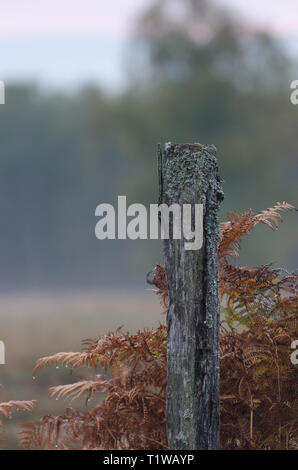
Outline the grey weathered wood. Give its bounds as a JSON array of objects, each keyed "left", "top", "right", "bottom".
[{"left": 158, "top": 142, "right": 223, "bottom": 450}]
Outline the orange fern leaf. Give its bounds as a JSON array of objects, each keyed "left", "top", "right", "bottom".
[
  {"left": 33, "top": 351, "right": 99, "bottom": 376},
  {"left": 49, "top": 377, "right": 109, "bottom": 402},
  {"left": 219, "top": 202, "right": 296, "bottom": 261}
]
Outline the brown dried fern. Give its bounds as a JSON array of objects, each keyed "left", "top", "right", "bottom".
[
  {"left": 19, "top": 203, "right": 297, "bottom": 450},
  {"left": 0, "top": 399, "right": 36, "bottom": 448}
]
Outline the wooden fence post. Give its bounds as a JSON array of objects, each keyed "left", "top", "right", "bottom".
[{"left": 158, "top": 142, "right": 223, "bottom": 450}]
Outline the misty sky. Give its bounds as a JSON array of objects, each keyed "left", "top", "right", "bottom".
[{"left": 0, "top": 0, "right": 297, "bottom": 91}]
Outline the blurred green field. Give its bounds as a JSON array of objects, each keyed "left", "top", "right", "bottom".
[{"left": 0, "top": 290, "right": 162, "bottom": 449}]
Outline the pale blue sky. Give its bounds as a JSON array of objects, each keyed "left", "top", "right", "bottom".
[{"left": 0, "top": 0, "right": 297, "bottom": 92}]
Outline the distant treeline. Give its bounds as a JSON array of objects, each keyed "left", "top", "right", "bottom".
[{"left": 0, "top": 0, "right": 297, "bottom": 290}]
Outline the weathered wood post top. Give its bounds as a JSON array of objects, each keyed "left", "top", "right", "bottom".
[{"left": 158, "top": 142, "right": 223, "bottom": 450}]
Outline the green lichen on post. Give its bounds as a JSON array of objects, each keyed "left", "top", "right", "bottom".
[
  {"left": 163, "top": 142, "right": 224, "bottom": 206},
  {"left": 176, "top": 431, "right": 188, "bottom": 447},
  {"left": 183, "top": 409, "right": 193, "bottom": 421}
]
